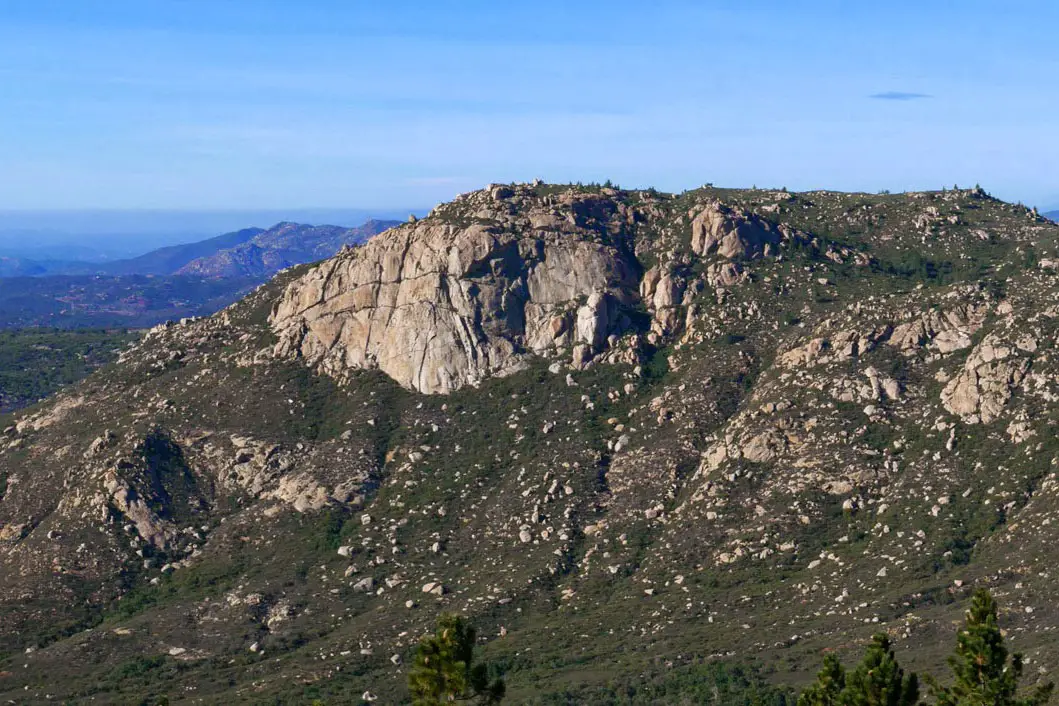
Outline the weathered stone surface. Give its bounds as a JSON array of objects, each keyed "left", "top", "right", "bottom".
[
  {"left": 7, "top": 183, "right": 1059, "bottom": 702},
  {"left": 690, "top": 202, "right": 783, "bottom": 259},
  {"left": 885, "top": 299, "right": 989, "bottom": 354},
  {"left": 178, "top": 220, "right": 400, "bottom": 279},
  {"left": 270, "top": 210, "right": 641, "bottom": 393},
  {"left": 270, "top": 189, "right": 802, "bottom": 394},
  {"left": 941, "top": 334, "right": 1031, "bottom": 423}
]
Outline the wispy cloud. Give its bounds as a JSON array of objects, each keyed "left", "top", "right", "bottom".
[{"left": 870, "top": 91, "right": 931, "bottom": 101}]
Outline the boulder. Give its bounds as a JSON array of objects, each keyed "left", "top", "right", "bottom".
[{"left": 690, "top": 202, "right": 782, "bottom": 260}]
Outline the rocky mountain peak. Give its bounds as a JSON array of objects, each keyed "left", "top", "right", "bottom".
[{"left": 4, "top": 182, "right": 1059, "bottom": 702}]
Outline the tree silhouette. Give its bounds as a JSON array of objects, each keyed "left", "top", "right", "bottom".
[
  {"left": 842, "top": 634, "right": 918, "bottom": 706},
  {"left": 799, "top": 654, "right": 846, "bottom": 706},
  {"left": 408, "top": 613, "right": 505, "bottom": 705},
  {"left": 930, "top": 589, "right": 1053, "bottom": 706},
  {"left": 799, "top": 634, "right": 917, "bottom": 706}
]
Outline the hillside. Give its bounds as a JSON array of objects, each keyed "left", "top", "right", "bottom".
[
  {"left": 0, "top": 220, "right": 399, "bottom": 330},
  {"left": 0, "top": 228, "right": 264, "bottom": 277},
  {"left": 0, "top": 328, "right": 137, "bottom": 412},
  {"left": 0, "top": 274, "right": 258, "bottom": 329},
  {"left": 0, "top": 219, "right": 399, "bottom": 280},
  {"left": 176, "top": 219, "right": 401, "bottom": 278},
  {"left": 2, "top": 183, "right": 1059, "bottom": 703},
  {"left": 0, "top": 256, "right": 47, "bottom": 277}
]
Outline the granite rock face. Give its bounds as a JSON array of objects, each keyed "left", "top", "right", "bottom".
[
  {"left": 269, "top": 188, "right": 656, "bottom": 394},
  {"left": 689, "top": 201, "right": 785, "bottom": 259},
  {"left": 270, "top": 224, "right": 640, "bottom": 393},
  {"left": 941, "top": 333, "right": 1032, "bottom": 423},
  {"left": 269, "top": 187, "right": 791, "bottom": 394}
]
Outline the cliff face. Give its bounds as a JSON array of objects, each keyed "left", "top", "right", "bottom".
[
  {"left": 270, "top": 188, "right": 641, "bottom": 393},
  {"left": 269, "top": 186, "right": 799, "bottom": 394},
  {"left": 4, "top": 183, "right": 1059, "bottom": 703}
]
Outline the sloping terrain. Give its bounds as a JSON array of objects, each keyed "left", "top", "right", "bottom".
[
  {"left": 0, "top": 328, "right": 137, "bottom": 412},
  {"left": 0, "top": 256, "right": 47, "bottom": 277},
  {"left": 0, "top": 218, "right": 397, "bottom": 286},
  {"left": 1, "top": 183, "right": 1059, "bottom": 703},
  {"left": 176, "top": 219, "right": 401, "bottom": 279},
  {"left": 0, "top": 221, "right": 398, "bottom": 330},
  {"left": 0, "top": 274, "right": 258, "bottom": 329}
]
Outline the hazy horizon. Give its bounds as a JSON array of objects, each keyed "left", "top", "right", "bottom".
[{"left": 0, "top": 207, "right": 423, "bottom": 260}]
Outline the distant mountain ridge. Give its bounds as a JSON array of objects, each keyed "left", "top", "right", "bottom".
[
  {"left": 0, "top": 207, "right": 423, "bottom": 260},
  {"left": 0, "top": 257, "right": 47, "bottom": 278},
  {"left": 0, "top": 218, "right": 402, "bottom": 329},
  {"left": 0, "top": 228, "right": 263, "bottom": 277},
  {"left": 176, "top": 219, "right": 401, "bottom": 278},
  {"left": 1046, "top": 210, "right": 1059, "bottom": 222},
  {"left": 0, "top": 218, "right": 401, "bottom": 279},
  {"left": 94, "top": 227, "right": 264, "bottom": 275}
]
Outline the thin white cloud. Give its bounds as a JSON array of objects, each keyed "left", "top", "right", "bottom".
[{"left": 870, "top": 91, "right": 932, "bottom": 101}]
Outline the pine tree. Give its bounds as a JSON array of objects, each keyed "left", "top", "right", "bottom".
[
  {"left": 841, "top": 634, "right": 918, "bottom": 706},
  {"left": 800, "top": 635, "right": 917, "bottom": 706},
  {"left": 930, "top": 589, "right": 1054, "bottom": 706},
  {"left": 799, "top": 654, "right": 846, "bottom": 706},
  {"left": 408, "top": 613, "right": 505, "bottom": 705}
]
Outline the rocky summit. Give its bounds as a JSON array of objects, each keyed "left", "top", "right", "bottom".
[{"left": 2, "top": 182, "right": 1059, "bottom": 703}]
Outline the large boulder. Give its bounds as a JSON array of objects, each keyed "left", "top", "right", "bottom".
[{"left": 690, "top": 201, "right": 783, "bottom": 259}]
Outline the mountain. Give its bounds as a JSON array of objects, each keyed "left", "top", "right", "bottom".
[
  {"left": 3, "top": 183, "right": 1059, "bottom": 702},
  {"left": 175, "top": 219, "right": 401, "bottom": 278},
  {"left": 0, "top": 218, "right": 400, "bottom": 278},
  {"left": 1046, "top": 210, "right": 1059, "bottom": 222},
  {"left": 0, "top": 256, "right": 46, "bottom": 277},
  {"left": 93, "top": 227, "right": 264, "bottom": 275},
  {"left": 2, "top": 226, "right": 265, "bottom": 276},
  {"left": 0, "top": 208, "right": 423, "bottom": 262},
  {"left": 0, "top": 220, "right": 399, "bottom": 330}
]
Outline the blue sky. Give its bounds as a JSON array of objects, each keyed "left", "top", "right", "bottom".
[{"left": 1, "top": 0, "right": 1057, "bottom": 211}]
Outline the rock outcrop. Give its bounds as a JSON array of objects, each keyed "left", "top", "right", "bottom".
[
  {"left": 689, "top": 201, "right": 784, "bottom": 259},
  {"left": 270, "top": 190, "right": 645, "bottom": 394},
  {"left": 269, "top": 187, "right": 803, "bottom": 394},
  {"left": 941, "top": 334, "right": 1031, "bottom": 423}
]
